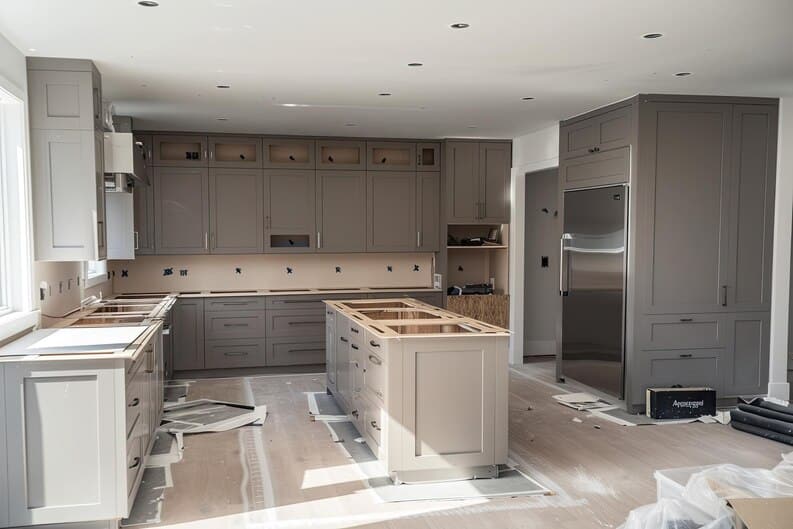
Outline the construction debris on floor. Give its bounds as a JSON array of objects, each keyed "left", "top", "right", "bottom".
[
  {"left": 620, "top": 453, "right": 793, "bottom": 529},
  {"left": 161, "top": 398, "right": 267, "bottom": 434},
  {"left": 731, "top": 397, "right": 793, "bottom": 446}
]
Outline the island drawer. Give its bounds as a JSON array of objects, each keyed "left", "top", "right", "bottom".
[
  {"left": 267, "top": 309, "right": 326, "bottom": 338},
  {"left": 364, "top": 403, "right": 384, "bottom": 447},
  {"left": 205, "top": 297, "right": 266, "bottom": 311},
  {"left": 365, "top": 329, "right": 384, "bottom": 353},
  {"left": 126, "top": 434, "right": 143, "bottom": 496},
  {"left": 205, "top": 311, "right": 266, "bottom": 340},
  {"left": 125, "top": 346, "right": 147, "bottom": 384},
  {"left": 364, "top": 349, "right": 385, "bottom": 402},
  {"left": 125, "top": 385, "right": 143, "bottom": 439},
  {"left": 205, "top": 339, "right": 267, "bottom": 368},
  {"left": 266, "top": 338, "right": 325, "bottom": 366},
  {"left": 348, "top": 321, "right": 364, "bottom": 345}
]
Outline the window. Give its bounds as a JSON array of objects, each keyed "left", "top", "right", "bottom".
[
  {"left": 0, "top": 80, "right": 36, "bottom": 341},
  {"left": 84, "top": 259, "right": 108, "bottom": 287}
]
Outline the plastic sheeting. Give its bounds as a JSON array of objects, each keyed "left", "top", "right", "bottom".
[{"left": 619, "top": 453, "right": 793, "bottom": 529}]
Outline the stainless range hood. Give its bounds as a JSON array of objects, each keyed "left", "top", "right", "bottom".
[{"left": 104, "top": 132, "right": 148, "bottom": 189}]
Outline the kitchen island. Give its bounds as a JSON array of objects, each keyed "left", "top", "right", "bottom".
[{"left": 324, "top": 298, "right": 510, "bottom": 484}]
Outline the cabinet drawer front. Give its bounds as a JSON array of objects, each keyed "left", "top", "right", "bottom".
[
  {"left": 266, "top": 295, "right": 327, "bottom": 311},
  {"left": 364, "top": 403, "right": 384, "bottom": 447},
  {"left": 640, "top": 314, "right": 726, "bottom": 350},
  {"left": 365, "top": 329, "right": 385, "bottom": 353},
  {"left": 561, "top": 106, "right": 632, "bottom": 160},
  {"left": 348, "top": 321, "right": 364, "bottom": 346},
  {"left": 126, "top": 434, "right": 144, "bottom": 496},
  {"left": 364, "top": 350, "right": 386, "bottom": 402},
  {"left": 266, "top": 339, "right": 326, "bottom": 366},
  {"left": 205, "top": 297, "right": 265, "bottom": 311},
  {"left": 205, "top": 339, "right": 267, "bottom": 368},
  {"left": 205, "top": 311, "right": 266, "bottom": 340},
  {"left": 125, "top": 374, "right": 145, "bottom": 439},
  {"left": 267, "top": 310, "right": 326, "bottom": 338},
  {"left": 561, "top": 146, "right": 629, "bottom": 190},
  {"left": 643, "top": 349, "right": 724, "bottom": 393}
]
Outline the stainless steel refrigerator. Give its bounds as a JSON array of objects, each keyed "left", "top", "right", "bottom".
[{"left": 560, "top": 184, "right": 628, "bottom": 398}]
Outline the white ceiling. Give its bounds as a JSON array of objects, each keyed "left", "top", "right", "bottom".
[{"left": 1, "top": 0, "right": 792, "bottom": 138}]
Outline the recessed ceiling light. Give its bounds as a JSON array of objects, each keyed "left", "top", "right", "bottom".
[
  {"left": 521, "top": 97, "right": 535, "bottom": 101},
  {"left": 408, "top": 62, "right": 423, "bottom": 67},
  {"left": 378, "top": 93, "right": 392, "bottom": 96},
  {"left": 216, "top": 84, "right": 230, "bottom": 89},
  {"left": 138, "top": 1, "right": 159, "bottom": 6},
  {"left": 28, "top": 48, "right": 37, "bottom": 52},
  {"left": 675, "top": 72, "right": 692, "bottom": 77},
  {"left": 450, "top": 23, "right": 469, "bottom": 29},
  {"left": 642, "top": 33, "right": 663, "bottom": 39}
]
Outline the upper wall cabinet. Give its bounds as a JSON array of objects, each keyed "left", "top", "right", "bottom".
[
  {"left": 366, "top": 142, "right": 416, "bottom": 171},
  {"left": 316, "top": 140, "right": 366, "bottom": 171},
  {"left": 264, "top": 169, "right": 317, "bottom": 252},
  {"left": 209, "top": 168, "right": 264, "bottom": 254},
  {"left": 153, "top": 135, "right": 208, "bottom": 166},
  {"left": 134, "top": 133, "right": 153, "bottom": 183},
  {"left": 208, "top": 136, "right": 262, "bottom": 169},
  {"left": 28, "top": 70, "right": 98, "bottom": 131},
  {"left": 263, "top": 138, "right": 315, "bottom": 169},
  {"left": 445, "top": 141, "right": 511, "bottom": 224},
  {"left": 316, "top": 170, "right": 366, "bottom": 252},
  {"left": 560, "top": 104, "right": 632, "bottom": 161},
  {"left": 417, "top": 142, "right": 441, "bottom": 171},
  {"left": 153, "top": 166, "right": 210, "bottom": 254},
  {"left": 132, "top": 179, "right": 155, "bottom": 255},
  {"left": 417, "top": 172, "right": 441, "bottom": 252},
  {"left": 366, "top": 171, "right": 416, "bottom": 251}
]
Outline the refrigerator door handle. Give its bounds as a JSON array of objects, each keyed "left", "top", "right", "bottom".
[{"left": 559, "top": 233, "right": 572, "bottom": 296}]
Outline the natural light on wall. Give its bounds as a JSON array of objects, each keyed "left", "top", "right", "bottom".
[{"left": 0, "top": 82, "right": 36, "bottom": 342}]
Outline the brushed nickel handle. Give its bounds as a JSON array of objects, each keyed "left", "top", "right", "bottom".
[
  {"left": 679, "top": 318, "right": 693, "bottom": 322},
  {"left": 351, "top": 344, "right": 359, "bottom": 350},
  {"left": 223, "top": 323, "right": 248, "bottom": 327},
  {"left": 368, "top": 354, "right": 382, "bottom": 365},
  {"left": 129, "top": 457, "right": 141, "bottom": 470},
  {"left": 317, "top": 231, "right": 321, "bottom": 249},
  {"left": 134, "top": 231, "right": 139, "bottom": 250},
  {"left": 369, "top": 340, "right": 380, "bottom": 348},
  {"left": 128, "top": 398, "right": 140, "bottom": 407},
  {"left": 680, "top": 353, "right": 693, "bottom": 358}
]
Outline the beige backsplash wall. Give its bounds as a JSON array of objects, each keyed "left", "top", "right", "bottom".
[
  {"left": 110, "top": 253, "right": 435, "bottom": 293},
  {"left": 34, "top": 261, "right": 114, "bottom": 319}
]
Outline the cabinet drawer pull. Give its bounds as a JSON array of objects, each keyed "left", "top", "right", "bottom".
[
  {"left": 327, "top": 310, "right": 333, "bottom": 315},
  {"left": 351, "top": 344, "right": 359, "bottom": 350},
  {"left": 679, "top": 318, "right": 693, "bottom": 322},
  {"left": 288, "top": 348, "right": 324, "bottom": 354},
  {"left": 350, "top": 327, "right": 359, "bottom": 334},
  {"left": 370, "top": 420, "right": 381, "bottom": 431},
  {"left": 282, "top": 299, "right": 317, "bottom": 304},
  {"left": 369, "top": 340, "right": 380, "bottom": 348},
  {"left": 340, "top": 336, "right": 348, "bottom": 343},
  {"left": 368, "top": 354, "right": 382, "bottom": 365},
  {"left": 128, "top": 398, "right": 140, "bottom": 408},
  {"left": 679, "top": 353, "right": 693, "bottom": 358},
  {"left": 223, "top": 351, "right": 249, "bottom": 357},
  {"left": 129, "top": 457, "right": 141, "bottom": 470},
  {"left": 351, "top": 409, "right": 359, "bottom": 418},
  {"left": 721, "top": 285, "right": 728, "bottom": 306},
  {"left": 220, "top": 302, "right": 250, "bottom": 306},
  {"left": 223, "top": 323, "right": 249, "bottom": 327},
  {"left": 287, "top": 321, "right": 324, "bottom": 325}
]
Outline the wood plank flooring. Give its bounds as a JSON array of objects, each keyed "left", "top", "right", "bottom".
[{"left": 149, "top": 362, "right": 784, "bottom": 529}]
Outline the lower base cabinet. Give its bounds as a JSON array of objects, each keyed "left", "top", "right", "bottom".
[
  {"left": 205, "top": 339, "right": 267, "bottom": 368},
  {"left": 0, "top": 324, "right": 164, "bottom": 527}
]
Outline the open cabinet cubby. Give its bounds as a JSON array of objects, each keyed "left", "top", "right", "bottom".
[
  {"left": 446, "top": 224, "right": 509, "bottom": 295},
  {"left": 269, "top": 234, "right": 311, "bottom": 249},
  {"left": 158, "top": 141, "right": 204, "bottom": 162},
  {"left": 417, "top": 143, "right": 441, "bottom": 170}
]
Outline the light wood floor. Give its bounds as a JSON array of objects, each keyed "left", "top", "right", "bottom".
[{"left": 150, "top": 361, "right": 783, "bottom": 529}]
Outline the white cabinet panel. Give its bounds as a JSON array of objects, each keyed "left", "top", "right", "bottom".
[
  {"left": 106, "top": 192, "right": 135, "bottom": 259},
  {"left": 0, "top": 366, "right": 7, "bottom": 527}
]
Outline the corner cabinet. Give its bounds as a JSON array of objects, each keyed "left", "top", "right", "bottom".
[
  {"left": 153, "top": 167, "right": 210, "bottom": 254},
  {"left": 445, "top": 141, "right": 511, "bottom": 224}
]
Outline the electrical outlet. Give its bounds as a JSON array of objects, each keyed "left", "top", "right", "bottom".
[{"left": 541, "top": 256, "right": 549, "bottom": 268}]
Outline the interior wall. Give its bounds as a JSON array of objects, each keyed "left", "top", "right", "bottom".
[
  {"left": 523, "top": 167, "right": 560, "bottom": 356},
  {"left": 110, "top": 253, "right": 434, "bottom": 293},
  {"left": 509, "top": 124, "right": 560, "bottom": 364}
]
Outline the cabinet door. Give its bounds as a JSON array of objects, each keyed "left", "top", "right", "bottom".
[
  {"left": 153, "top": 167, "right": 210, "bottom": 254},
  {"left": 725, "top": 105, "right": 778, "bottom": 311},
  {"left": 417, "top": 142, "right": 441, "bottom": 170},
  {"left": 106, "top": 192, "right": 135, "bottom": 260},
  {"left": 445, "top": 141, "right": 479, "bottom": 223},
  {"left": 335, "top": 320, "right": 351, "bottom": 409},
  {"left": 172, "top": 299, "right": 205, "bottom": 371},
  {"left": 560, "top": 105, "right": 632, "bottom": 160},
  {"left": 153, "top": 135, "right": 208, "bottom": 166},
  {"left": 262, "top": 138, "right": 315, "bottom": 169},
  {"left": 366, "top": 141, "right": 416, "bottom": 171},
  {"left": 31, "top": 129, "right": 99, "bottom": 261},
  {"left": 366, "top": 171, "right": 416, "bottom": 251},
  {"left": 209, "top": 168, "right": 264, "bottom": 254},
  {"left": 561, "top": 146, "right": 630, "bottom": 190},
  {"left": 639, "top": 102, "right": 733, "bottom": 314},
  {"left": 724, "top": 313, "right": 770, "bottom": 397},
  {"left": 316, "top": 170, "right": 366, "bottom": 252},
  {"left": 133, "top": 182, "right": 155, "bottom": 255},
  {"left": 264, "top": 169, "right": 316, "bottom": 252},
  {"left": 133, "top": 133, "right": 153, "bottom": 183},
  {"left": 208, "top": 136, "right": 262, "bottom": 168},
  {"left": 316, "top": 140, "right": 366, "bottom": 171},
  {"left": 27, "top": 70, "right": 95, "bottom": 130},
  {"left": 4, "top": 362, "right": 119, "bottom": 525},
  {"left": 94, "top": 130, "right": 107, "bottom": 260},
  {"left": 417, "top": 172, "right": 440, "bottom": 252},
  {"left": 479, "top": 142, "right": 511, "bottom": 223}
]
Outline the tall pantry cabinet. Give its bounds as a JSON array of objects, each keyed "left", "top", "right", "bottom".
[
  {"left": 27, "top": 58, "right": 107, "bottom": 261},
  {"left": 558, "top": 94, "right": 779, "bottom": 412}
]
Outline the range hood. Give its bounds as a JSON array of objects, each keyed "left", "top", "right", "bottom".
[{"left": 104, "top": 132, "right": 148, "bottom": 187}]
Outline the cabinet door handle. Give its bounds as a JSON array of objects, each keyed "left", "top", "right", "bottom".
[
  {"left": 351, "top": 344, "right": 359, "bottom": 350},
  {"left": 204, "top": 232, "right": 209, "bottom": 249},
  {"left": 417, "top": 231, "right": 421, "bottom": 248},
  {"left": 721, "top": 285, "right": 728, "bottom": 306},
  {"left": 287, "top": 321, "right": 324, "bottom": 325},
  {"left": 679, "top": 318, "right": 693, "bottom": 322},
  {"left": 351, "top": 409, "right": 359, "bottom": 418},
  {"left": 369, "top": 340, "right": 381, "bottom": 348},
  {"left": 288, "top": 348, "right": 324, "bottom": 354},
  {"left": 368, "top": 354, "right": 382, "bottom": 365},
  {"left": 340, "top": 336, "right": 348, "bottom": 343},
  {"left": 223, "top": 351, "right": 249, "bottom": 356},
  {"left": 128, "top": 398, "right": 140, "bottom": 407},
  {"left": 221, "top": 302, "right": 250, "bottom": 306},
  {"left": 223, "top": 323, "right": 249, "bottom": 327},
  {"left": 134, "top": 231, "right": 139, "bottom": 250},
  {"left": 370, "top": 420, "right": 381, "bottom": 431},
  {"left": 129, "top": 457, "right": 141, "bottom": 470},
  {"left": 317, "top": 231, "right": 321, "bottom": 249},
  {"left": 679, "top": 353, "right": 693, "bottom": 358}
]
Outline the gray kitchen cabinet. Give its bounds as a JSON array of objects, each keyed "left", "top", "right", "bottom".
[
  {"left": 209, "top": 168, "right": 264, "bottom": 254},
  {"left": 725, "top": 105, "right": 777, "bottom": 311},
  {"left": 267, "top": 308, "right": 326, "bottom": 338},
  {"left": 366, "top": 171, "right": 416, "bottom": 252},
  {"left": 94, "top": 130, "right": 107, "bottom": 260},
  {"left": 267, "top": 338, "right": 326, "bottom": 366},
  {"left": 638, "top": 102, "right": 733, "bottom": 314},
  {"left": 417, "top": 142, "right": 441, "bottom": 170},
  {"left": 153, "top": 135, "right": 208, "bottom": 166},
  {"left": 559, "top": 104, "right": 632, "bottom": 160},
  {"left": 445, "top": 141, "right": 511, "bottom": 224},
  {"left": 208, "top": 136, "right": 262, "bottom": 168},
  {"left": 316, "top": 170, "right": 367, "bottom": 252},
  {"left": 262, "top": 138, "right": 316, "bottom": 169},
  {"left": 366, "top": 141, "right": 416, "bottom": 171},
  {"left": 27, "top": 59, "right": 101, "bottom": 131},
  {"left": 172, "top": 298, "right": 205, "bottom": 371},
  {"left": 205, "top": 340, "right": 267, "bottom": 369},
  {"left": 153, "top": 166, "right": 210, "bottom": 254},
  {"left": 264, "top": 169, "right": 316, "bottom": 252},
  {"left": 316, "top": 140, "right": 366, "bottom": 171},
  {"left": 416, "top": 172, "right": 441, "bottom": 252},
  {"left": 132, "top": 181, "right": 155, "bottom": 255},
  {"left": 724, "top": 312, "right": 770, "bottom": 397},
  {"left": 204, "top": 310, "right": 267, "bottom": 340},
  {"left": 560, "top": 146, "right": 630, "bottom": 190},
  {"left": 640, "top": 348, "right": 725, "bottom": 395}
]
